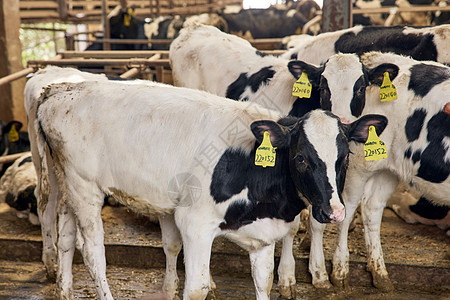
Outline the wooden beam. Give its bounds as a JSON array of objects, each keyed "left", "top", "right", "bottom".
[{"left": 0, "top": 0, "right": 27, "bottom": 127}]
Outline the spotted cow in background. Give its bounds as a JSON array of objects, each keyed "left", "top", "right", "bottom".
[
  {"left": 283, "top": 24, "right": 450, "bottom": 65},
  {"left": 293, "top": 51, "right": 450, "bottom": 290},
  {"left": 0, "top": 120, "right": 30, "bottom": 177}
]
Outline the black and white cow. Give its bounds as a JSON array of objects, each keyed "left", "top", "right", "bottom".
[
  {"left": 0, "top": 153, "right": 38, "bottom": 225},
  {"left": 282, "top": 24, "right": 450, "bottom": 65},
  {"left": 220, "top": 7, "right": 309, "bottom": 39},
  {"left": 353, "top": 0, "right": 434, "bottom": 26},
  {"left": 25, "top": 73, "right": 386, "bottom": 299},
  {"left": 85, "top": 6, "right": 149, "bottom": 51},
  {"left": 0, "top": 120, "right": 30, "bottom": 177},
  {"left": 294, "top": 51, "right": 450, "bottom": 290}
]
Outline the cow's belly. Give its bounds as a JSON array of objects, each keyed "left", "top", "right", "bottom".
[{"left": 223, "top": 218, "right": 292, "bottom": 252}]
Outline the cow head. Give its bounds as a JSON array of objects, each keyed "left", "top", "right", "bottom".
[
  {"left": 288, "top": 54, "right": 399, "bottom": 124},
  {"left": 251, "top": 110, "right": 388, "bottom": 223}
]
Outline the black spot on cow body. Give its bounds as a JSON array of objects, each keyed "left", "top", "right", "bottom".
[
  {"left": 404, "top": 147, "right": 412, "bottom": 159},
  {"left": 412, "top": 150, "right": 422, "bottom": 164},
  {"left": 226, "top": 73, "right": 248, "bottom": 100},
  {"left": 416, "top": 111, "right": 450, "bottom": 183},
  {"left": 409, "top": 197, "right": 449, "bottom": 220},
  {"left": 225, "top": 67, "right": 275, "bottom": 100},
  {"left": 319, "top": 77, "right": 331, "bottom": 112},
  {"left": 334, "top": 26, "right": 438, "bottom": 62},
  {"left": 408, "top": 64, "right": 450, "bottom": 97},
  {"left": 405, "top": 108, "right": 427, "bottom": 142},
  {"left": 256, "top": 50, "right": 268, "bottom": 57},
  {"left": 18, "top": 156, "right": 32, "bottom": 167}
]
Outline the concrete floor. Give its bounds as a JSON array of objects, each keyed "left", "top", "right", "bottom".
[{"left": 0, "top": 203, "right": 448, "bottom": 299}]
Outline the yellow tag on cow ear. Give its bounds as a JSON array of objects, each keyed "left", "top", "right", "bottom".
[
  {"left": 255, "top": 131, "right": 276, "bottom": 168},
  {"left": 124, "top": 14, "right": 131, "bottom": 26},
  {"left": 292, "top": 72, "right": 312, "bottom": 99},
  {"left": 364, "top": 126, "right": 387, "bottom": 161},
  {"left": 8, "top": 124, "right": 19, "bottom": 142},
  {"left": 380, "top": 72, "right": 397, "bottom": 102}
]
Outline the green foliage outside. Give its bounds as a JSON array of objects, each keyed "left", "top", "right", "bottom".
[{"left": 20, "top": 23, "right": 69, "bottom": 67}]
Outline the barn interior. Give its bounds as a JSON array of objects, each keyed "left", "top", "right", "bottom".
[{"left": 0, "top": 0, "right": 449, "bottom": 299}]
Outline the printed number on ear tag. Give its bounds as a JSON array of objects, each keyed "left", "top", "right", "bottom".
[
  {"left": 292, "top": 72, "right": 312, "bottom": 99},
  {"left": 8, "top": 124, "right": 19, "bottom": 142},
  {"left": 380, "top": 72, "right": 397, "bottom": 102},
  {"left": 255, "top": 131, "right": 276, "bottom": 168},
  {"left": 364, "top": 126, "right": 387, "bottom": 161}
]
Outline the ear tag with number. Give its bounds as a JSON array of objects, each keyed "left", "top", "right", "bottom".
[
  {"left": 364, "top": 126, "right": 387, "bottom": 161},
  {"left": 292, "top": 72, "right": 312, "bottom": 98},
  {"left": 255, "top": 131, "right": 276, "bottom": 168},
  {"left": 380, "top": 72, "right": 397, "bottom": 102},
  {"left": 8, "top": 124, "right": 19, "bottom": 142}
]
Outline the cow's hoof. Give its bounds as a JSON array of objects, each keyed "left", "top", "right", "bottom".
[
  {"left": 206, "top": 289, "right": 220, "bottom": 300},
  {"left": 313, "top": 279, "right": 333, "bottom": 289},
  {"left": 45, "top": 268, "right": 57, "bottom": 283},
  {"left": 372, "top": 273, "right": 394, "bottom": 292},
  {"left": 278, "top": 283, "right": 296, "bottom": 299},
  {"left": 330, "top": 273, "right": 349, "bottom": 290}
]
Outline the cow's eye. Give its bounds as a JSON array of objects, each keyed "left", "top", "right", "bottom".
[
  {"left": 297, "top": 155, "right": 305, "bottom": 163},
  {"left": 358, "top": 86, "right": 365, "bottom": 94}
]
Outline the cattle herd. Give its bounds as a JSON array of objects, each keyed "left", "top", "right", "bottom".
[{"left": 0, "top": 2, "right": 449, "bottom": 300}]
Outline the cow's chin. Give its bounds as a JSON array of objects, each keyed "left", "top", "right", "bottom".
[{"left": 312, "top": 205, "right": 346, "bottom": 224}]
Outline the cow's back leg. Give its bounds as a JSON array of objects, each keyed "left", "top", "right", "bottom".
[
  {"left": 277, "top": 214, "right": 300, "bottom": 299},
  {"left": 38, "top": 148, "right": 59, "bottom": 281},
  {"left": 65, "top": 177, "right": 113, "bottom": 300},
  {"left": 158, "top": 214, "right": 182, "bottom": 299},
  {"left": 360, "top": 171, "right": 397, "bottom": 292},
  {"left": 250, "top": 243, "right": 276, "bottom": 300},
  {"left": 56, "top": 202, "right": 77, "bottom": 299},
  {"left": 308, "top": 206, "right": 331, "bottom": 289}
]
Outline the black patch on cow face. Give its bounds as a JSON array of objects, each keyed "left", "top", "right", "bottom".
[
  {"left": 288, "top": 87, "right": 321, "bottom": 117},
  {"left": 416, "top": 111, "right": 450, "bottom": 183},
  {"left": 334, "top": 26, "right": 438, "bottom": 61},
  {"left": 408, "top": 64, "right": 450, "bottom": 97},
  {"left": 290, "top": 53, "right": 298, "bottom": 60},
  {"left": 319, "top": 76, "right": 331, "bottom": 111},
  {"left": 409, "top": 197, "right": 449, "bottom": 220},
  {"left": 350, "top": 75, "right": 366, "bottom": 118},
  {"left": 18, "top": 156, "right": 32, "bottom": 167},
  {"left": 226, "top": 73, "right": 248, "bottom": 100},
  {"left": 225, "top": 67, "right": 275, "bottom": 101},
  {"left": 405, "top": 109, "right": 427, "bottom": 142}
]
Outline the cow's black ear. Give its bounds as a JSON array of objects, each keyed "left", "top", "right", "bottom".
[
  {"left": 251, "top": 120, "right": 290, "bottom": 148},
  {"left": 367, "top": 63, "right": 399, "bottom": 86},
  {"left": 4, "top": 121, "right": 23, "bottom": 134},
  {"left": 346, "top": 114, "right": 388, "bottom": 143},
  {"left": 288, "top": 60, "right": 323, "bottom": 85}
]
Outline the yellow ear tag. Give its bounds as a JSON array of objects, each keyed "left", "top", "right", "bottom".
[
  {"left": 8, "top": 124, "right": 19, "bottom": 142},
  {"left": 364, "top": 126, "right": 387, "bottom": 161},
  {"left": 292, "top": 72, "right": 312, "bottom": 99},
  {"left": 380, "top": 72, "right": 397, "bottom": 102},
  {"left": 124, "top": 14, "right": 131, "bottom": 26},
  {"left": 255, "top": 131, "right": 276, "bottom": 168}
]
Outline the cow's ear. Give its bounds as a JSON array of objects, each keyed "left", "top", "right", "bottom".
[
  {"left": 251, "top": 120, "right": 290, "bottom": 148},
  {"left": 346, "top": 114, "right": 388, "bottom": 143},
  {"left": 366, "top": 63, "right": 399, "bottom": 86},
  {"left": 288, "top": 60, "right": 323, "bottom": 85},
  {"left": 4, "top": 121, "right": 23, "bottom": 134}
]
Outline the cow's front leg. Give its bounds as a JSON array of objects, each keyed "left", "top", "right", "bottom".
[
  {"left": 308, "top": 205, "right": 331, "bottom": 289},
  {"left": 250, "top": 243, "right": 275, "bottom": 300},
  {"left": 361, "top": 171, "right": 397, "bottom": 292},
  {"left": 277, "top": 214, "right": 300, "bottom": 299}
]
